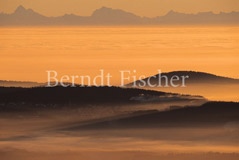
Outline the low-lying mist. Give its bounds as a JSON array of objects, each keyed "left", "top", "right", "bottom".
[
  {"left": 144, "top": 84, "right": 239, "bottom": 102},
  {"left": 1, "top": 102, "right": 239, "bottom": 160}
]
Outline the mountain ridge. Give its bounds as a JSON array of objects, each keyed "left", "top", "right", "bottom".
[
  {"left": 0, "top": 86, "right": 206, "bottom": 110},
  {"left": 1, "top": 71, "right": 239, "bottom": 88},
  {"left": 127, "top": 71, "right": 239, "bottom": 87},
  {"left": 1, "top": 5, "right": 239, "bottom": 25}
]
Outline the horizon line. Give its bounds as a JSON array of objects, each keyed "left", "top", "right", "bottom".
[
  {"left": 2, "top": 5, "right": 239, "bottom": 18},
  {"left": 1, "top": 70, "right": 239, "bottom": 83}
]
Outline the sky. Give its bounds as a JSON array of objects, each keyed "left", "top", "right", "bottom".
[{"left": 1, "top": 0, "right": 239, "bottom": 17}]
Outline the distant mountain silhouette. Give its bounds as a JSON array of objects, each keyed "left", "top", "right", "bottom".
[
  {"left": 0, "top": 5, "right": 239, "bottom": 25},
  {"left": 0, "top": 5, "right": 48, "bottom": 25},
  {"left": 127, "top": 71, "right": 239, "bottom": 87},
  {"left": 90, "top": 7, "right": 143, "bottom": 25}
]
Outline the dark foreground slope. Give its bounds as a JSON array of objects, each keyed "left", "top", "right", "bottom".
[{"left": 73, "top": 102, "right": 239, "bottom": 129}]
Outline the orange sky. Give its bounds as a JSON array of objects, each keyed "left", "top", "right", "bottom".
[
  {"left": 1, "top": 0, "right": 239, "bottom": 17},
  {"left": 0, "top": 26, "right": 238, "bottom": 83}
]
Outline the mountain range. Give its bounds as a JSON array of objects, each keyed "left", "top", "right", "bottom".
[{"left": 0, "top": 5, "right": 239, "bottom": 25}]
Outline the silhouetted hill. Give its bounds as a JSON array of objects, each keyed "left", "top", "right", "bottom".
[
  {"left": 0, "top": 5, "right": 239, "bottom": 25},
  {"left": 0, "top": 86, "right": 162, "bottom": 107},
  {"left": 127, "top": 71, "right": 239, "bottom": 87},
  {"left": 0, "top": 80, "right": 43, "bottom": 88},
  {"left": 0, "top": 86, "right": 206, "bottom": 112},
  {"left": 73, "top": 102, "right": 239, "bottom": 129}
]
